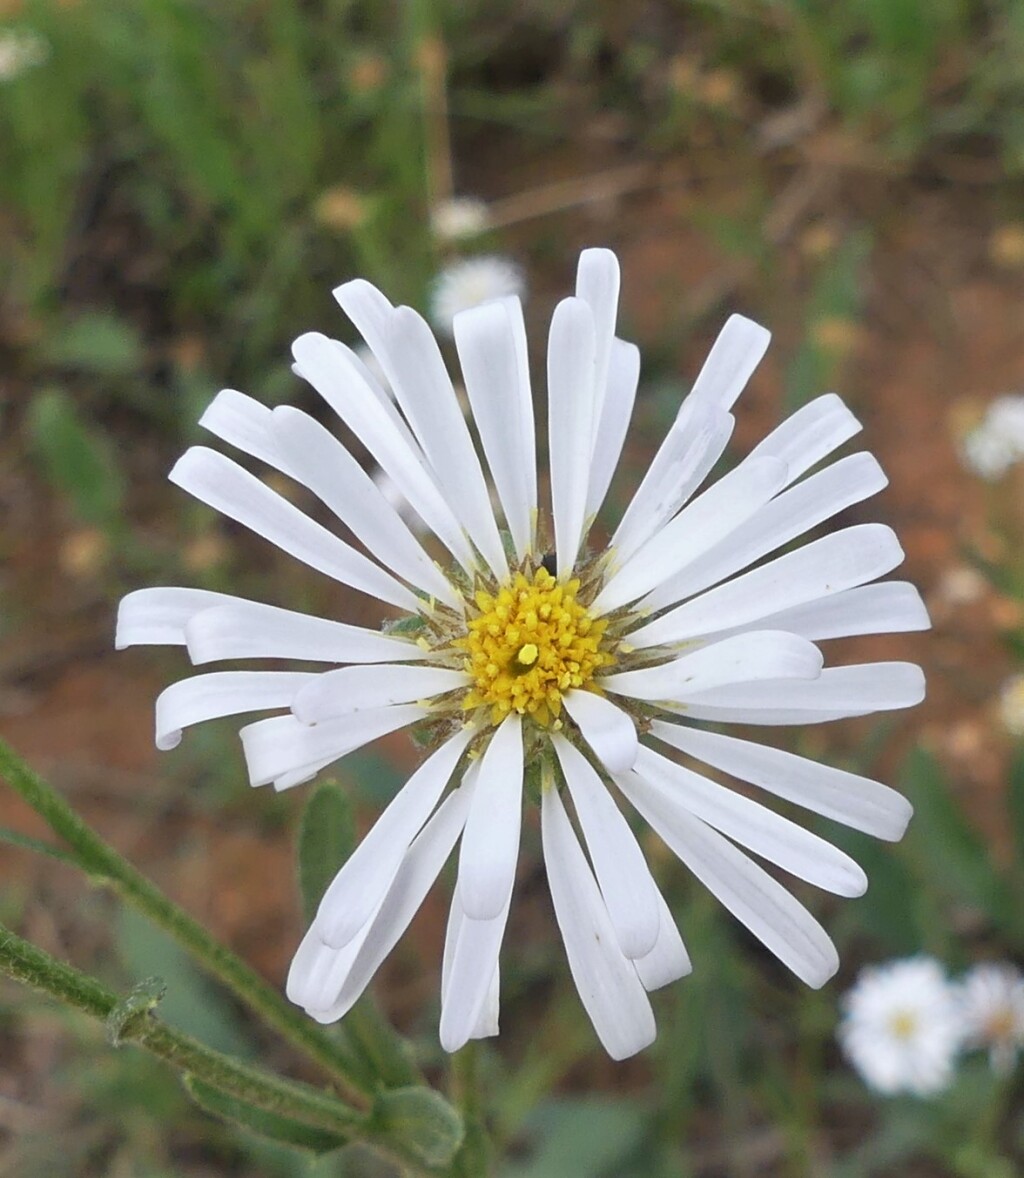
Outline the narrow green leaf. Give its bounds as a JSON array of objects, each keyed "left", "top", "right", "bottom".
[
  {"left": 370, "top": 1086, "right": 465, "bottom": 1169},
  {"left": 0, "top": 826, "right": 81, "bottom": 868},
  {"left": 27, "top": 387, "right": 124, "bottom": 528},
  {"left": 41, "top": 311, "right": 144, "bottom": 377},
  {"left": 1007, "top": 748, "right": 1024, "bottom": 874},
  {"left": 903, "top": 748, "right": 1010, "bottom": 922},
  {"left": 106, "top": 975, "right": 167, "bottom": 1046},
  {"left": 297, "top": 781, "right": 356, "bottom": 923},
  {"left": 183, "top": 1075, "right": 349, "bottom": 1155}
]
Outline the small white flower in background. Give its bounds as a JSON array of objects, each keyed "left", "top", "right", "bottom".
[
  {"left": 118, "top": 248, "right": 929, "bottom": 1059},
  {"left": 840, "top": 958, "right": 963, "bottom": 1096},
  {"left": 430, "top": 255, "right": 525, "bottom": 335},
  {"left": 960, "top": 394, "right": 1024, "bottom": 480},
  {"left": 998, "top": 674, "right": 1024, "bottom": 737},
  {"left": 959, "top": 962, "right": 1024, "bottom": 1074},
  {"left": 0, "top": 28, "right": 48, "bottom": 82},
  {"left": 430, "top": 197, "right": 490, "bottom": 242}
]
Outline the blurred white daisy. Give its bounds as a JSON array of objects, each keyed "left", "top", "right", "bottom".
[
  {"left": 118, "top": 248, "right": 928, "bottom": 1059},
  {"left": 998, "top": 674, "right": 1024, "bottom": 737},
  {"left": 959, "top": 963, "right": 1024, "bottom": 1073},
  {"left": 430, "top": 197, "right": 490, "bottom": 242},
  {"left": 840, "top": 957, "right": 962, "bottom": 1095},
  {"left": 430, "top": 255, "right": 524, "bottom": 335},
  {"left": 0, "top": 28, "right": 48, "bottom": 82},
  {"left": 961, "top": 394, "right": 1024, "bottom": 480}
]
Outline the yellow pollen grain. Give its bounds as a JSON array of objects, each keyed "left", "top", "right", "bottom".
[{"left": 455, "top": 566, "right": 615, "bottom": 727}]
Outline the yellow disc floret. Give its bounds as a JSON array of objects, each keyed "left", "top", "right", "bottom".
[{"left": 456, "top": 566, "right": 615, "bottom": 726}]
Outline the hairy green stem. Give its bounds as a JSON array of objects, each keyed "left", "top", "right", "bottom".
[
  {"left": 0, "top": 738, "right": 371, "bottom": 1100},
  {"left": 0, "top": 923, "right": 368, "bottom": 1139}
]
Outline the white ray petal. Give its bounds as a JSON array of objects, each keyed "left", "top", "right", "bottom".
[
  {"left": 594, "top": 456, "right": 787, "bottom": 614},
  {"left": 733, "top": 581, "right": 931, "bottom": 643},
  {"left": 116, "top": 587, "right": 235, "bottom": 648},
  {"left": 615, "top": 770, "right": 838, "bottom": 987},
  {"left": 682, "top": 313, "right": 771, "bottom": 413},
  {"left": 553, "top": 735, "right": 660, "bottom": 959},
  {"left": 746, "top": 393, "right": 861, "bottom": 481},
  {"left": 576, "top": 248, "right": 620, "bottom": 432},
  {"left": 609, "top": 404, "right": 735, "bottom": 566},
  {"left": 453, "top": 298, "right": 537, "bottom": 561},
  {"left": 634, "top": 889, "right": 692, "bottom": 992},
  {"left": 291, "top": 664, "right": 469, "bottom": 724},
  {"left": 287, "top": 920, "right": 375, "bottom": 1012},
  {"left": 185, "top": 599, "right": 427, "bottom": 665},
  {"left": 304, "top": 777, "right": 476, "bottom": 1023},
  {"left": 650, "top": 720, "right": 913, "bottom": 841},
  {"left": 270, "top": 406, "right": 459, "bottom": 607},
  {"left": 240, "top": 704, "right": 427, "bottom": 788},
  {"left": 384, "top": 306, "right": 508, "bottom": 579},
  {"left": 541, "top": 786, "right": 656, "bottom": 1060},
  {"left": 548, "top": 297, "right": 597, "bottom": 578},
  {"left": 199, "top": 389, "right": 298, "bottom": 477},
  {"left": 155, "top": 671, "right": 314, "bottom": 751},
  {"left": 631, "top": 524, "right": 905, "bottom": 647},
  {"left": 440, "top": 887, "right": 511, "bottom": 1053},
  {"left": 586, "top": 339, "right": 640, "bottom": 519},
  {"left": 316, "top": 727, "right": 473, "bottom": 947},
  {"left": 291, "top": 332, "right": 477, "bottom": 573},
  {"left": 458, "top": 714, "right": 523, "bottom": 920},
  {"left": 635, "top": 745, "right": 867, "bottom": 897},
  {"left": 169, "top": 447, "right": 418, "bottom": 611},
  {"left": 673, "top": 661, "right": 926, "bottom": 725},
  {"left": 643, "top": 451, "right": 887, "bottom": 612},
  {"left": 601, "top": 631, "right": 823, "bottom": 704},
  {"left": 562, "top": 689, "right": 638, "bottom": 773}
]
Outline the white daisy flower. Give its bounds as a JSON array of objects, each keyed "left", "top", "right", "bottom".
[
  {"left": 117, "top": 248, "right": 928, "bottom": 1059},
  {"left": 839, "top": 958, "right": 962, "bottom": 1096},
  {"left": 961, "top": 394, "right": 1024, "bottom": 480},
  {"left": 998, "top": 674, "right": 1024, "bottom": 737},
  {"left": 959, "top": 962, "right": 1024, "bottom": 1074},
  {"left": 430, "top": 255, "right": 525, "bottom": 335},
  {"left": 430, "top": 197, "right": 490, "bottom": 242}
]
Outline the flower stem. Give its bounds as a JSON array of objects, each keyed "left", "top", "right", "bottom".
[
  {"left": 0, "top": 923, "right": 384, "bottom": 1147},
  {"left": 448, "top": 1042, "right": 490, "bottom": 1177},
  {"left": 0, "top": 738, "right": 371, "bottom": 1101}
]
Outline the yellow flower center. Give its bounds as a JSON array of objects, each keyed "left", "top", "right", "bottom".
[
  {"left": 889, "top": 1010, "right": 917, "bottom": 1040},
  {"left": 456, "top": 566, "right": 614, "bottom": 727}
]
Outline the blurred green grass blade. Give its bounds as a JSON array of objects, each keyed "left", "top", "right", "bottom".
[
  {"left": 41, "top": 312, "right": 144, "bottom": 377},
  {"left": 784, "top": 229, "right": 872, "bottom": 416},
  {"left": 297, "top": 780, "right": 356, "bottom": 924},
  {"left": 184, "top": 1075, "right": 349, "bottom": 1156},
  {"left": 28, "top": 387, "right": 125, "bottom": 530},
  {"left": 503, "top": 1098, "right": 646, "bottom": 1178},
  {"left": 1008, "top": 749, "right": 1024, "bottom": 873},
  {"left": 903, "top": 748, "right": 1012, "bottom": 925},
  {"left": 116, "top": 906, "right": 252, "bottom": 1059}
]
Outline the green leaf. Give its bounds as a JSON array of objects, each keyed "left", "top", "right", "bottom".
[
  {"left": 106, "top": 975, "right": 167, "bottom": 1046},
  {"left": 42, "top": 311, "right": 144, "bottom": 377},
  {"left": 1008, "top": 748, "right": 1024, "bottom": 874},
  {"left": 370, "top": 1087, "right": 465, "bottom": 1169},
  {"left": 503, "top": 1098, "right": 646, "bottom": 1178},
  {"left": 903, "top": 748, "right": 1010, "bottom": 924},
  {"left": 0, "top": 826, "right": 82, "bottom": 869},
  {"left": 183, "top": 1075, "right": 348, "bottom": 1155},
  {"left": 27, "top": 387, "right": 124, "bottom": 528},
  {"left": 116, "top": 907, "right": 251, "bottom": 1057},
  {"left": 297, "top": 781, "right": 356, "bottom": 923}
]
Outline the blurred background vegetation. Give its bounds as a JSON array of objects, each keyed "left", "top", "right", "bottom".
[{"left": 2, "top": 0, "right": 1024, "bottom": 1174}]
